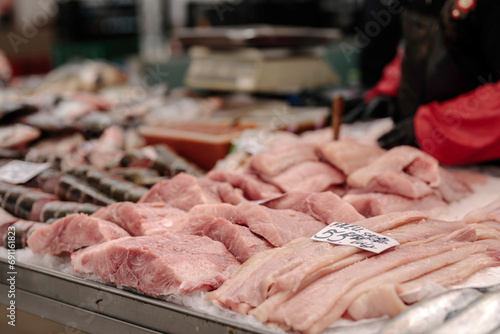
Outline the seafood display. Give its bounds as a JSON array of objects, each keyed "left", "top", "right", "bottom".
[{"left": 1, "top": 58, "right": 499, "bottom": 334}]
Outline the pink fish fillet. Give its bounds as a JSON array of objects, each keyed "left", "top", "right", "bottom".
[
  {"left": 250, "top": 143, "right": 318, "bottom": 177},
  {"left": 139, "top": 173, "right": 244, "bottom": 209},
  {"left": 209, "top": 211, "right": 426, "bottom": 315},
  {"left": 188, "top": 203, "right": 237, "bottom": 221},
  {"left": 180, "top": 214, "right": 273, "bottom": 263},
  {"left": 337, "top": 239, "right": 500, "bottom": 326},
  {"left": 27, "top": 213, "right": 129, "bottom": 255},
  {"left": 207, "top": 170, "right": 282, "bottom": 201},
  {"left": 343, "top": 193, "right": 448, "bottom": 217},
  {"left": 233, "top": 203, "right": 326, "bottom": 247},
  {"left": 267, "top": 161, "right": 345, "bottom": 193},
  {"left": 265, "top": 191, "right": 364, "bottom": 224},
  {"left": 251, "top": 217, "right": 464, "bottom": 322},
  {"left": 346, "top": 284, "right": 408, "bottom": 320},
  {"left": 266, "top": 227, "right": 477, "bottom": 333},
  {"left": 397, "top": 248, "right": 500, "bottom": 298},
  {"left": 92, "top": 202, "right": 187, "bottom": 236},
  {"left": 71, "top": 234, "right": 240, "bottom": 295},
  {"left": 347, "top": 146, "right": 440, "bottom": 188},
  {"left": 462, "top": 196, "right": 500, "bottom": 225},
  {"left": 348, "top": 171, "right": 434, "bottom": 199},
  {"left": 316, "top": 140, "right": 385, "bottom": 175}
]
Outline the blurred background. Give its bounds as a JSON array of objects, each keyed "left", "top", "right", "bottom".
[{"left": 0, "top": 0, "right": 398, "bottom": 89}]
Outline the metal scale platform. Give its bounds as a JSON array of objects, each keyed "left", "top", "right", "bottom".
[{"left": 177, "top": 26, "right": 342, "bottom": 93}]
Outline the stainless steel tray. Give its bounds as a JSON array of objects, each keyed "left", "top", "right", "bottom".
[{"left": 0, "top": 258, "right": 277, "bottom": 334}]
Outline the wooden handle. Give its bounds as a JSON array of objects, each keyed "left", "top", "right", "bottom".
[{"left": 332, "top": 94, "right": 344, "bottom": 141}]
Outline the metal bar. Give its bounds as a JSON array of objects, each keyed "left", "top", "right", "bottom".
[
  {"left": 0, "top": 259, "right": 274, "bottom": 334},
  {"left": 0, "top": 285, "right": 163, "bottom": 334}
]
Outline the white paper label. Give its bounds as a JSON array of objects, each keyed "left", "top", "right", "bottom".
[
  {"left": 311, "top": 222, "right": 400, "bottom": 254},
  {"left": 0, "top": 160, "right": 51, "bottom": 184}
]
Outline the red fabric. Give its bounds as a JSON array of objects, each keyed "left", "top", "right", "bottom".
[
  {"left": 364, "top": 51, "right": 403, "bottom": 103},
  {"left": 415, "top": 81, "right": 500, "bottom": 165}
]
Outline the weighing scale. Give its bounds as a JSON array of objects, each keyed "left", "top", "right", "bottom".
[{"left": 176, "top": 26, "right": 342, "bottom": 94}]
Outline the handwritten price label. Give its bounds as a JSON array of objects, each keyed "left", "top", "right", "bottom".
[
  {"left": 0, "top": 160, "right": 51, "bottom": 184},
  {"left": 311, "top": 222, "right": 399, "bottom": 254}
]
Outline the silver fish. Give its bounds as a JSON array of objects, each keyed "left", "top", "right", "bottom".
[
  {"left": 379, "top": 288, "right": 484, "bottom": 334},
  {"left": 430, "top": 290, "right": 500, "bottom": 334}
]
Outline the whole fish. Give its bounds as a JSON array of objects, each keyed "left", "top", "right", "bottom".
[
  {"left": 39, "top": 201, "right": 101, "bottom": 222},
  {"left": 430, "top": 290, "right": 500, "bottom": 334},
  {"left": 380, "top": 288, "right": 485, "bottom": 334},
  {"left": 108, "top": 167, "right": 165, "bottom": 188},
  {"left": 71, "top": 167, "right": 148, "bottom": 202},
  {"left": 54, "top": 174, "right": 115, "bottom": 206}
]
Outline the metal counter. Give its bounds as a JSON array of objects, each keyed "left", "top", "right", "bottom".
[{"left": 0, "top": 258, "right": 276, "bottom": 334}]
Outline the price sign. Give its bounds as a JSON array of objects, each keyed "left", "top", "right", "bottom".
[
  {"left": 311, "top": 222, "right": 400, "bottom": 254},
  {"left": 0, "top": 160, "right": 51, "bottom": 184}
]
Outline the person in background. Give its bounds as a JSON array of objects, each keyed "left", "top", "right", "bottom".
[
  {"left": 359, "top": 0, "right": 402, "bottom": 87},
  {"left": 352, "top": 0, "right": 500, "bottom": 166}
]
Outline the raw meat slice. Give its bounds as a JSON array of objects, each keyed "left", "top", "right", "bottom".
[
  {"left": 181, "top": 214, "right": 272, "bottom": 262},
  {"left": 211, "top": 178, "right": 246, "bottom": 205},
  {"left": 27, "top": 213, "right": 129, "bottom": 255},
  {"left": 251, "top": 215, "right": 451, "bottom": 322},
  {"left": 348, "top": 171, "right": 434, "bottom": 199},
  {"left": 250, "top": 143, "right": 318, "bottom": 177},
  {"left": 92, "top": 202, "right": 187, "bottom": 236},
  {"left": 139, "top": 173, "right": 244, "bottom": 210},
  {"left": 343, "top": 193, "right": 448, "bottom": 217},
  {"left": 316, "top": 140, "right": 385, "bottom": 175},
  {"left": 383, "top": 219, "right": 466, "bottom": 242},
  {"left": 206, "top": 238, "right": 312, "bottom": 314},
  {"left": 267, "top": 228, "right": 477, "bottom": 333},
  {"left": 397, "top": 250, "right": 500, "bottom": 299},
  {"left": 265, "top": 191, "right": 364, "bottom": 224},
  {"left": 462, "top": 196, "right": 500, "bottom": 225},
  {"left": 347, "top": 146, "right": 440, "bottom": 188},
  {"left": 346, "top": 284, "right": 407, "bottom": 320},
  {"left": 207, "top": 171, "right": 282, "bottom": 201},
  {"left": 435, "top": 168, "right": 473, "bottom": 202},
  {"left": 210, "top": 211, "right": 427, "bottom": 316},
  {"left": 188, "top": 203, "right": 237, "bottom": 221},
  {"left": 71, "top": 234, "right": 240, "bottom": 295},
  {"left": 263, "top": 191, "right": 311, "bottom": 210},
  {"left": 342, "top": 240, "right": 499, "bottom": 324},
  {"left": 268, "top": 161, "right": 345, "bottom": 193},
  {"left": 272, "top": 216, "right": 458, "bottom": 296},
  {"left": 233, "top": 203, "right": 326, "bottom": 247}
]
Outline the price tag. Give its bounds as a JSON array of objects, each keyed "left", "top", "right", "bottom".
[
  {"left": 0, "top": 160, "right": 51, "bottom": 184},
  {"left": 311, "top": 222, "right": 400, "bottom": 254}
]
